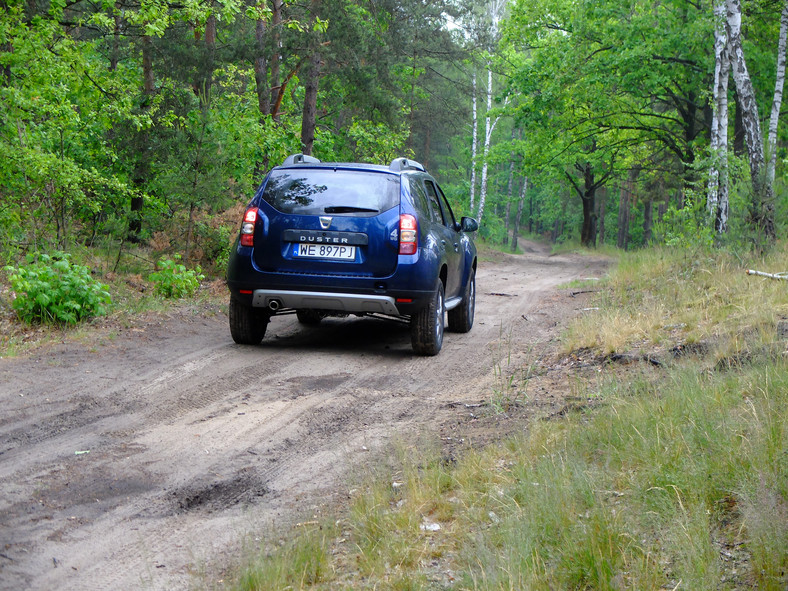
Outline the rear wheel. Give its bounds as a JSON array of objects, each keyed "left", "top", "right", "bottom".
[
  {"left": 229, "top": 298, "right": 270, "bottom": 344},
  {"left": 410, "top": 281, "right": 445, "bottom": 356},
  {"left": 296, "top": 309, "right": 324, "bottom": 325},
  {"left": 448, "top": 268, "right": 475, "bottom": 333}
]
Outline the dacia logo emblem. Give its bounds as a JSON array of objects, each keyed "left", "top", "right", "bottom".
[{"left": 319, "top": 216, "right": 332, "bottom": 229}]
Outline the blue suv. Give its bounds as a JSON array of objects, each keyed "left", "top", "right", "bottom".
[{"left": 226, "top": 154, "right": 478, "bottom": 355}]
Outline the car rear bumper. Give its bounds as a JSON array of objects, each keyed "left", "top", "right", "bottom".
[
  {"left": 227, "top": 247, "right": 436, "bottom": 315},
  {"left": 252, "top": 289, "right": 399, "bottom": 315}
]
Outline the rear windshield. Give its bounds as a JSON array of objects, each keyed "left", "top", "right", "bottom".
[{"left": 261, "top": 169, "right": 401, "bottom": 215}]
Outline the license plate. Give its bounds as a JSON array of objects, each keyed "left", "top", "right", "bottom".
[{"left": 293, "top": 243, "right": 356, "bottom": 260}]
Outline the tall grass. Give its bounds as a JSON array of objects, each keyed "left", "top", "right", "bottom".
[{"left": 450, "top": 361, "right": 787, "bottom": 589}]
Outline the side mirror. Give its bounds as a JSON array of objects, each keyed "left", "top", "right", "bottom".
[{"left": 461, "top": 216, "right": 479, "bottom": 232}]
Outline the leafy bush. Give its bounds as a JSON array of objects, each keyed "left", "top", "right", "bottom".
[
  {"left": 4, "top": 253, "right": 111, "bottom": 325},
  {"left": 149, "top": 255, "right": 204, "bottom": 299},
  {"left": 195, "top": 221, "right": 233, "bottom": 273}
]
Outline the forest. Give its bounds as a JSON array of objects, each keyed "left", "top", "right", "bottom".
[{"left": 1, "top": 0, "right": 786, "bottom": 275}]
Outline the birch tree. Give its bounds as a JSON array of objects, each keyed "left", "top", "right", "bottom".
[
  {"left": 726, "top": 0, "right": 775, "bottom": 242},
  {"left": 475, "top": 0, "right": 508, "bottom": 225},
  {"left": 767, "top": 1, "right": 788, "bottom": 187},
  {"left": 707, "top": 0, "right": 730, "bottom": 234},
  {"left": 469, "top": 73, "right": 478, "bottom": 212}
]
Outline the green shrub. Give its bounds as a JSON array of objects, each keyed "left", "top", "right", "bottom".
[
  {"left": 4, "top": 253, "right": 111, "bottom": 325},
  {"left": 149, "top": 255, "right": 204, "bottom": 299}
]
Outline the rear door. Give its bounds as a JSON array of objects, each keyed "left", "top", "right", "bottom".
[
  {"left": 424, "top": 179, "right": 463, "bottom": 298},
  {"left": 253, "top": 167, "right": 401, "bottom": 278}
]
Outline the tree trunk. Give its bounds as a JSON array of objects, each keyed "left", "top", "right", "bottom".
[
  {"left": 567, "top": 159, "right": 611, "bottom": 248},
  {"left": 110, "top": 9, "right": 121, "bottom": 71},
  {"left": 617, "top": 168, "right": 639, "bottom": 250},
  {"left": 643, "top": 196, "right": 654, "bottom": 244},
  {"left": 708, "top": 0, "right": 730, "bottom": 233},
  {"left": 733, "top": 89, "right": 745, "bottom": 156},
  {"left": 580, "top": 164, "right": 597, "bottom": 247},
  {"left": 512, "top": 176, "right": 527, "bottom": 252},
  {"left": 477, "top": 68, "right": 493, "bottom": 223},
  {"left": 616, "top": 183, "right": 628, "bottom": 250},
  {"left": 469, "top": 73, "right": 478, "bottom": 213},
  {"left": 129, "top": 33, "right": 155, "bottom": 241},
  {"left": 301, "top": 51, "right": 321, "bottom": 155},
  {"left": 767, "top": 1, "right": 788, "bottom": 187},
  {"left": 658, "top": 194, "right": 668, "bottom": 223},
  {"left": 422, "top": 125, "right": 431, "bottom": 171},
  {"left": 269, "top": 0, "right": 283, "bottom": 122},
  {"left": 597, "top": 186, "right": 606, "bottom": 245},
  {"left": 726, "top": 0, "right": 776, "bottom": 242},
  {"left": 528, "top": 187, "right": 534, "bottom": 234},
  {"left": 254, "top": 18, "right": 270, "bottom": 118},
  {"left": 199, "top": 11, "right": 216, "bottom": 106},
  {"left": 504, "top": 129, "right": 516, "bottom": 246}
]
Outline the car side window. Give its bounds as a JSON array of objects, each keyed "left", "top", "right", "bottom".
[
  {"left": 424, "top": 181, "right": 446, "bottom": 226},
  {"left": 436, "top": 184, "right": 457, "bottom": 229},
  {"left": 409, "top": 178, "right": 432, "bottom": 221}
]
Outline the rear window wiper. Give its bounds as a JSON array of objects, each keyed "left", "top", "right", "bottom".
[{"left": 323, "top": 206, "right": 379, "bottom": 214}]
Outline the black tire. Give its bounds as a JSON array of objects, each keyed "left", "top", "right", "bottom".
[
  {"left": 448, "top": 268, "right": 475, "bottom": 333},
  {"left": 296, "top": 309, "right": 324, "bottom": 325},
  {"left": 229, "top": 298, "right": 270, "bottom": 345},
  {"left": 410, "top": 281, "right": 445, "bottom": 356}
]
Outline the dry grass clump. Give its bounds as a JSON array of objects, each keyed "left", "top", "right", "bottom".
[{"left": 563, "top": 244, "right": 788, "bottom": 364}]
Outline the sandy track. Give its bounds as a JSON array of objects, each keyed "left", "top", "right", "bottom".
[{"left": 0, "top": 243, "right": 606, "bottom": 590}]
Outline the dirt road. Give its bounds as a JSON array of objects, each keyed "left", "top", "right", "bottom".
[{"left": 0, "top": 243, "right": 607, "bottom": 590}]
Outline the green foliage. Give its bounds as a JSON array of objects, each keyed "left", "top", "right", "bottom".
[
  {"left": 346, "top": 117, "right": 413, "bottom": 163},
  {"left": 194, "top": 221, "right": 233, "bottom": 272},
  {"left": 3, "top": 253, "right": 111, "bottom": 325},
  {"left": 653, "top": 195, "right": 716, "bottom": 250},
  {"left": 149, "top": 255, "right": 204, "bottom": 299}
]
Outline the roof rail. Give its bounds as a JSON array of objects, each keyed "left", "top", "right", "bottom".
[
  {"left": 389, "top": 157, "right": 425, "bottom": 172},
  {"left": 282, "top": 153, "right": 321, "bottom": 166}
]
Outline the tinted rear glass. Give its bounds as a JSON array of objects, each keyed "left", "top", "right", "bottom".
[{"left": 262, "top": 169, "right": 400, "bottom": 215}]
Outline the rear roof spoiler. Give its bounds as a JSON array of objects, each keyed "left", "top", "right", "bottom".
[
  {"left": 389, "top": 157, "right": 425, "bottom": 172},
  {"left": 282, "top": 153, "right": 321, "bottom": 166}
]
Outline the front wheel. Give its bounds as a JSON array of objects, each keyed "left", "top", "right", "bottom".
[
  {"left": 448, "top": 268, "right": 475, "bottom": 333},
  {"left": 410, "top": 281, "right": 445, "bottom": 356},
  {"left": 229, "top": 298, "right": 270, "bottom": 345}
]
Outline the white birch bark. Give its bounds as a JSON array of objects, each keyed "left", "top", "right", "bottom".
[
  {"left": 767, "top": 1, "right": 788, "bottom": 186},
  {"left": 726, "top": 0, "right": 775, "bottom": 240},
  {"left": 708, "top": 0, "right": 730, "bottom": 233},
  {"left": 477, "top": 67, "right": 494, "bottom": 224},
  {"left": 469, "top": 73, "right": 478, "bottom": 213}
]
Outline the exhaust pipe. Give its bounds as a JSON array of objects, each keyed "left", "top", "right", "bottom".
[{"left": 268, "top": 299, "right": 283, "bottom": 311}]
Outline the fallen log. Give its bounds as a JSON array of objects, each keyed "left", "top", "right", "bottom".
[{"left": 746, "top": 269, "right": 788, "bottom": 280}]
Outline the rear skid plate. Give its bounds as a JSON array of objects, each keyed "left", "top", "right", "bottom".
[{"left": 252, "top": 289, "right": 399, "bottom": 315}]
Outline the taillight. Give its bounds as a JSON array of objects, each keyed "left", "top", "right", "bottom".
[
  {"left": 399, "top": 214, "right": 417, "bottom": 255},
  {"left": 240, "top": 207, "right": 257, "bottom": 247}
]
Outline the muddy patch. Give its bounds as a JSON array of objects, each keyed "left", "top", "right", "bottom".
[{"left": 171, "top": 473, "right": 269, "bottom": 514}]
